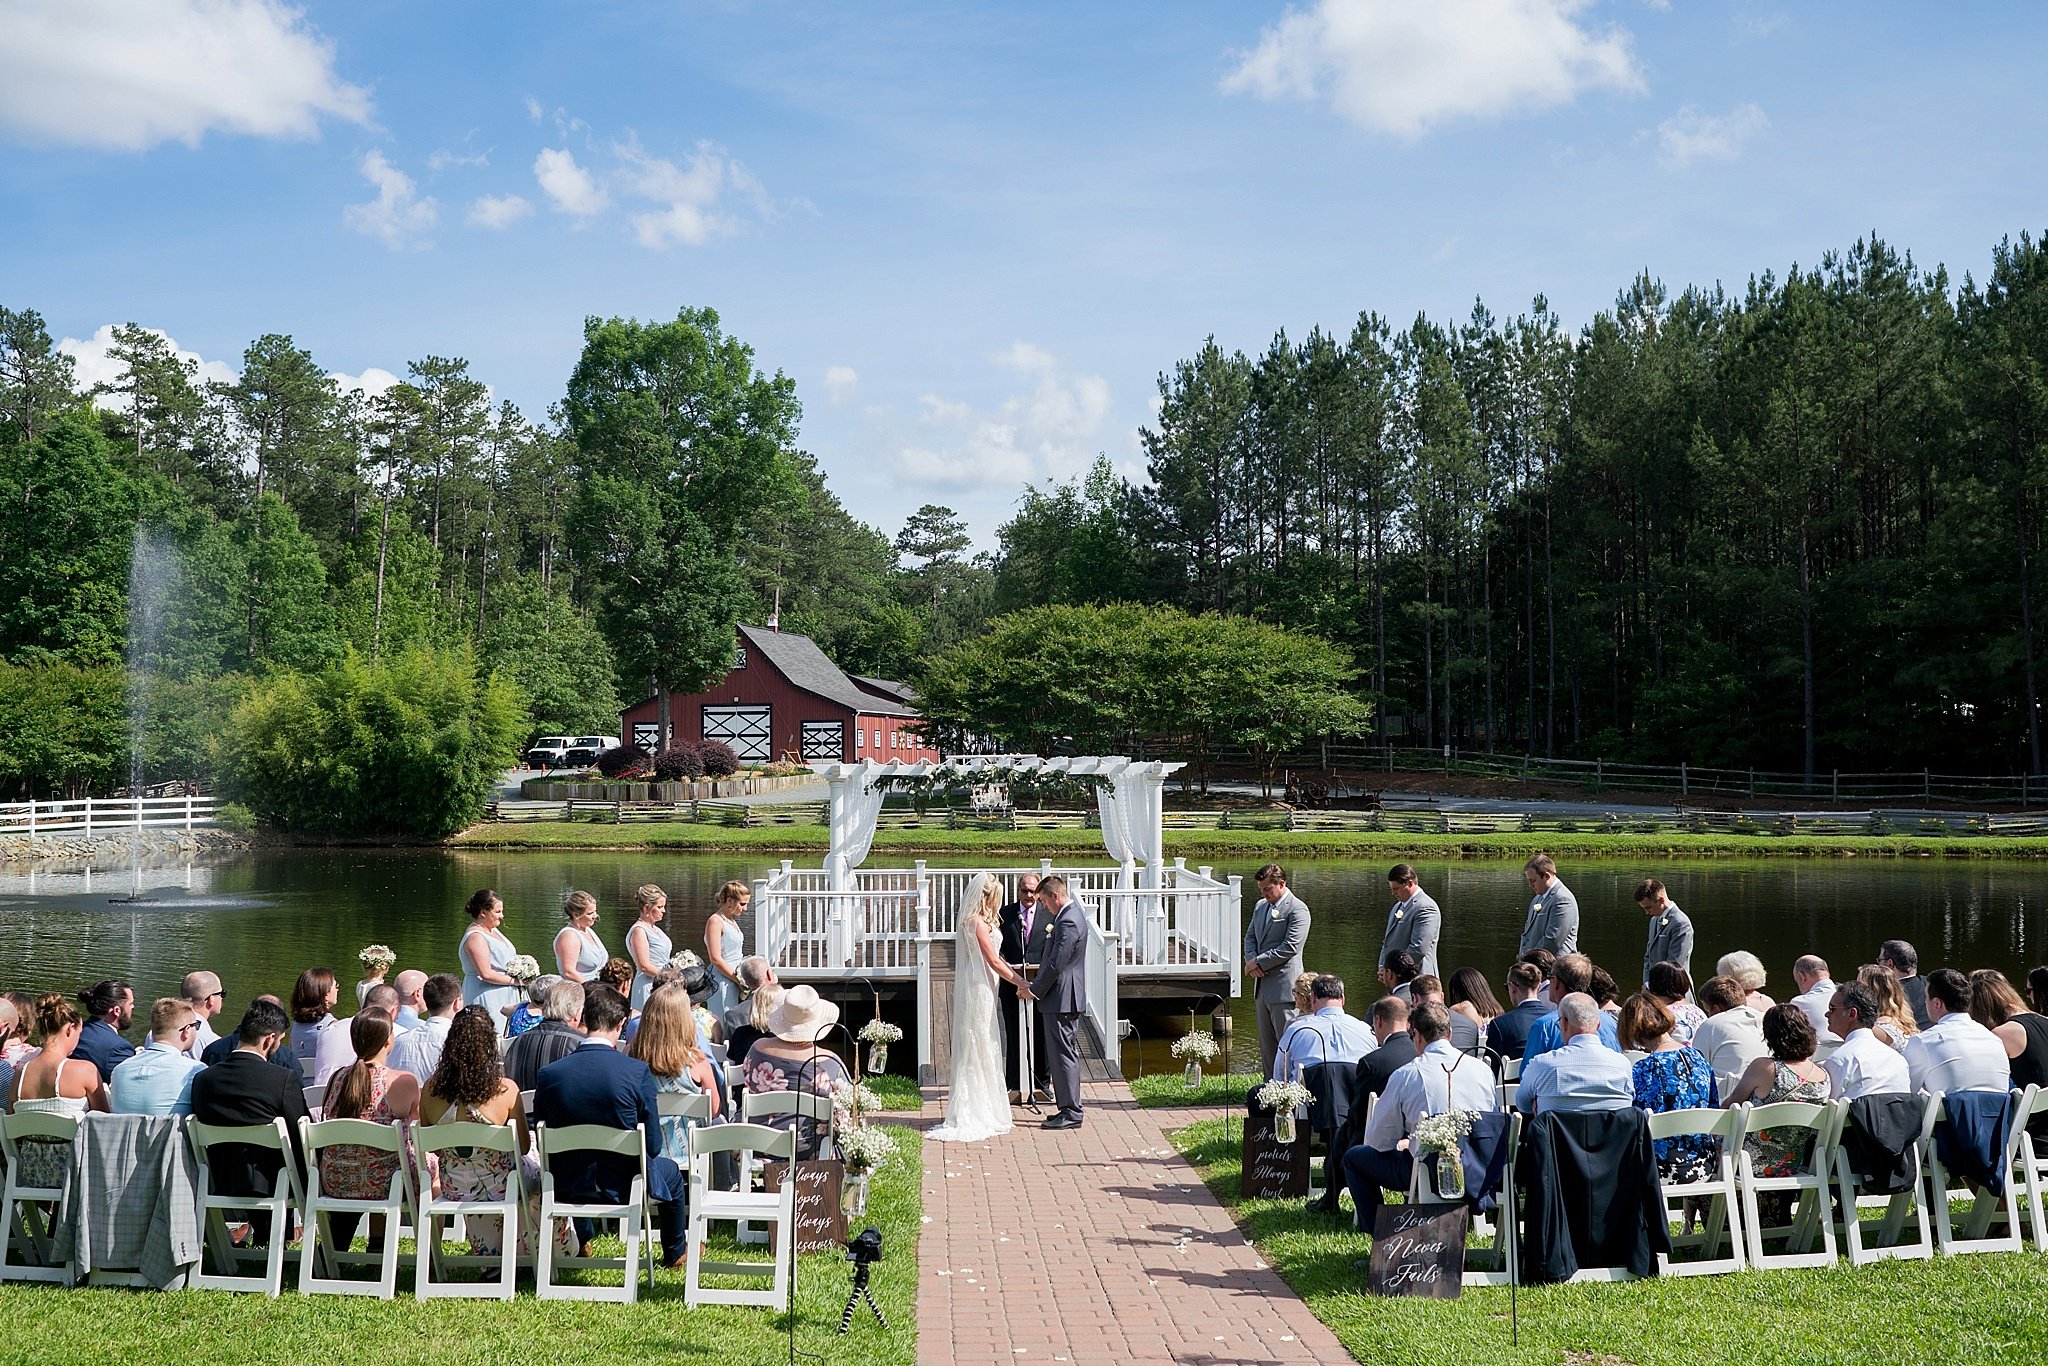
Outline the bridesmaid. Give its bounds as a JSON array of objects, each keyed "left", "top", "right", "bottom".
[
  {"left": 703, "top": 880, "right": 748, "bottom": 1021},
  {"left": 625, "top": 883, "right": 673, "bottom": 1012},
  {"left": 459, "top": 888, "right": 523, "bottom": 1026},
  {"left": 553, "top": 889, "right": 608, "bottom": 983}
]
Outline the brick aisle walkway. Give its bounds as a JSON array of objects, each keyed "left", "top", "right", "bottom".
[{"left": 914, "top": 1080, "right": 1351, "bottom": 1366}]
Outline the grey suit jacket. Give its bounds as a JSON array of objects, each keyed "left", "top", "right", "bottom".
[
  {"left": 1643, "top": 905, "right": 1695, "bottom": 986},
  {"left": 1033, "top": 899, "right": 1089, "bottom": 1016},
  {"left": 1517, "top": 880, "right": 1579, "bottom": 956},
  {"left": 1381, "top": 890, "right": 1441, "bottom": 980},
  {"left": 1243, "top": 890, "right": 1311, "bottom": 1004}
]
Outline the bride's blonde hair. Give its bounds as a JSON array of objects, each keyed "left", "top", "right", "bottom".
[{"left": 971, "top": 875, "right": 1002, "bottom": 928}]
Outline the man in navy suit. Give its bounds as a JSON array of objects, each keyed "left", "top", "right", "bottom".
[{"left": 533, "top": 984, "right": 685, "bottom": 1266}]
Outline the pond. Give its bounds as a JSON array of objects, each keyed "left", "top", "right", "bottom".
[{"left": 2, "top": 850, "right": 2044, "bottom": 1075}]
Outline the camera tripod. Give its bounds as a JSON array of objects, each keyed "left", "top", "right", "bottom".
[{"left": 837, "top": 1259, "right": 887, "bottom": 1335}]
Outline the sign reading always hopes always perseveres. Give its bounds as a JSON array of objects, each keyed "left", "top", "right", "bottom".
[
  {"left": 1368, "top": 1201, "right": 1468, "bottom": 1299},
  {"left": 764, "top": 1159, "right": 848, "bottom": 1253},
  {"left": 1238, "top": 1116, "right": 1310, "bottom": 1200}
]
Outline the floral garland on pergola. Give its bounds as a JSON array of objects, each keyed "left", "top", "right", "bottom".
[{"left": 872, "top": 762, "right": 1108, "bottom": 806}]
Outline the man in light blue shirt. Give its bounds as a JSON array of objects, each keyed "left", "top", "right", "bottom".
[
  {"left": 1517, "top": 994, "right": 1634, "bottom": 1113},
  {"left": 1520, "top": 954, "right": 1621, "bottom": 1062},
  {"left": 1275, "top": 975, "right": 1377, "bottom": 1082},
  {"left": 110, "top": 997, "right": 206, "bottom": 1117},
  {"left": 1340, "top": 1002, "right": 1499, "bottom": 1231}
]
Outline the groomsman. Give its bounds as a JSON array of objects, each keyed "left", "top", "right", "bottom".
[
  {"left": 1636, "top": 878, "right": 1694, "bottom": 986},
  {"left": 1244, "top": 862, "right": 1312, "bottom": 1077},
  {"left": 1516, "top": 854, "right": 1579, "bottom": 956},
  {"left": 1380, "top": 864, "right": 1440, "bottom": 980},
  {"left": 999, "top": 872, "right": 1052, "bottom": 1102}
]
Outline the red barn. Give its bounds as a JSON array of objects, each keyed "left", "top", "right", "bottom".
[{"left": 619, "top": 624, "right": 941, "bottom": 766}]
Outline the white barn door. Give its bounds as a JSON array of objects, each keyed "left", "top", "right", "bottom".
[{"left": 702, "top": 704, "right": 771, "bottom": 762}]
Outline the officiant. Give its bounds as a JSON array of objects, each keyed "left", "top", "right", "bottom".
[{"left": 999, "top": 873, "right": 1051, "bottom": 1103}]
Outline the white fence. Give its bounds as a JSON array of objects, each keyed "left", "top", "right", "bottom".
[{"left": 0, "top": 794, "right": 222, "bottom": 838}]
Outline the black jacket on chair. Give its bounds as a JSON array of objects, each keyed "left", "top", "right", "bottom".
[
  {"left": 1516, "top": 1108, "right": 1670, "bottom": 1284},
  {"left": 187, "top": 1049, "right": 311, "bottom": 1197},
  {"left": 1839, "top": 1093, "right": 1925, "bottom": 1195}
]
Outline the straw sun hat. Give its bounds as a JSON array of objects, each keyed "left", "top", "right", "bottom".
[{"left": 768, "top": 984, "right": 840, "bottom": 1043}]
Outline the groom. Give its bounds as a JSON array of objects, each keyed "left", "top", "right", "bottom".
[{"left": 1021, "top": 874, "right": 1087, "bottom": 1130}]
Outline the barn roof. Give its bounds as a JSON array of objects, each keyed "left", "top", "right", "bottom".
[{"left": 738, "top": 624, "right": 918, "bottom": 717}]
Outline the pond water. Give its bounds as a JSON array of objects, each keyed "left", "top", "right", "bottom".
[{"left": 3, "top": 850, "right": 2044, "bottom": 1075}]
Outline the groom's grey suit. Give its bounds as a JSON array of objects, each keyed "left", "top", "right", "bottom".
[{"left": 1032, "top": 894, "right": 1089, "bottom": 1125}]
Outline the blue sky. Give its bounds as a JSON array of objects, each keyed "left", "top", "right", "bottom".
[{"left": 3, "top": 1, "right": 2044, "bottom": 547}]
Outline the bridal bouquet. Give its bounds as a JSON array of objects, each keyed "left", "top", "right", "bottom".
[
  {"left": 839, "top": 1123, "right": 897, "bottom": 1175},
  {"left": 358, "top": 944, "right": 397, "bottom": 974},
  {"left": 858, "top": 1019, "right": 903, "bottom": 1045},
  {"left": 1170, "top": 1032, "right": 1219, "bottom": 1062},
  {"left": 504, "top": 954, "right": 543, "bottom": 984},
  {"left": 668, "top": 949, "right": 703, "bottom": 971}
]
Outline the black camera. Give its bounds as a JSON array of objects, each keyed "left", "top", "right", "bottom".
[{"left": 847, "top": 1227, "right": 883, "bottom": 1266}]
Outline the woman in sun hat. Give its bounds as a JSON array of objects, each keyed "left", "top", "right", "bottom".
[{"left": 739, "top": 984, "right": 850, "bottom": 1158}]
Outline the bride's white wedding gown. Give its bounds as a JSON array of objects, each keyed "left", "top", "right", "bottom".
[{"left": 928, "top": 880, "right": 1014, "bottom": 1143}]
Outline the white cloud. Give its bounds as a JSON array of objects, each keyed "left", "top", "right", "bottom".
[
  {"left": 892, "top": 346, "right": 1114, "bottom": 493},
  {"left": 467, "top": 193, "right": 533, "bottom": 229},
  {"left": 428, "top": 146, "right": 489, "bottom": 171},
  {"left": 824, "top": 366, "right": 859, "bottom": 405},
  {"left": 331, "top": 366, "right": 401, "bottom": 400},
  {"left": 1222, "top": 0, "right": 1643, "bottom": 138},
  {"left": 524, "top": 96, "right": 546, "bottom": 124},
  {"left": 343, "top": 149, "right": 437, "bottom": 249},
  {"left": 618, "top": 139, "right": 770, "bottom": 248},
  {"left": 59, "top": 324, "right": 237, "bottom": 407},
  {"left": 1655, "top": 101, "right": 1767, "bottom": 169},
  {"left": 534, "top": 146, "right": 608, "bottom": 216},
  {"left": 0, "top": 0, "right": 370, "bottom": 150}
]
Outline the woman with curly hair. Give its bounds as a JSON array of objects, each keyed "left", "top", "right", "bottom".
[{"left": 421, "top": 1005, "right": 558, "bottom": 1257}]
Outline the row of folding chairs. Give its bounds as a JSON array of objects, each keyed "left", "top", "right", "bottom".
[
  {"left": 1376, "top": 1085, "right": 2048, "bottom": 1286},
  {"left": 0, "top": 1102, "right": 803, "bottom": 1306}
]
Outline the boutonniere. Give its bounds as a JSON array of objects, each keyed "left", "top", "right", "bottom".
[
  {"left": 1393, "top": 909, "right": 1405, "bottom": 922},
  {"left": 1657, "top": 916, "right": 1668, "bottom": 930}
]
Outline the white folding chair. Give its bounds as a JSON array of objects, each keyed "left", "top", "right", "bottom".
[
  {"left": 1736, "top": 1099, "right": 1841, "bottom": 1270},
  {"left": 2011, "top": 1087, "right": 2048, "bottom": 1252},
  {"left": 1832, "top": 1094, "right": 1933, "bottom": 1266},
  {"left": 659, "top": 1091, "right": 715, "bottom": 1125},
  {"left": 297, "top": 1117, "right": 416, "bottom": 1298},
  {"left": 1495, "top": 1056, "right": 1522, "bottom": 1113},
  {"left": 1925, "top": 1087, "right": 2028, "bottom": 1256},
  {"left": 534, "top": 1122, "right": 654, "bottom": 1303},
  {"left": 187, "top": 1117, "right": 302, "bottom": 1296},
  {"left": 739, "top": 1092, "right": 834, "bottom": 1244},
  {"left": 302, "top": 1082, "right": 328, "bottom": 1118},
  {"left": 1647, "top": 1106, "right": 1747, "bottom": 1275},
  {"left": 685, "top": 1122, "right": 795, "bottom": 1310},
  {"left": 413, "top": 1120, "right": 523, "bottom": 1300},
  {"left": 0, "top": 1111, "right": 78, "bottom": 1285},
  {"left": 1402, "top": 1109, "right": 1520, "bottom": 1286},
  {"left": 703, "top": 1041, "right": 729, "bottom": 1070}
]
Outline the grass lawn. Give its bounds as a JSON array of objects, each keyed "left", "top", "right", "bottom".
[
  {"left": 1129, "top": 1069, "right": 1263, "bottom": 1109},
  {"left": 863, "top": 1072, "right": 924, "bottom": 1112},
  {"left": 0, "top": 1125, "right": 924, "bottom": 1366},
  {"left": 1168, "top": 1116, "right": 2048, "bottom": 1366},
  {"left": 447, "top": 821, "right": 2048, "bottom": 862}
]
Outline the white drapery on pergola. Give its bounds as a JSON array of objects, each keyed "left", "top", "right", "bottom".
[{"left": 810, "top": 755, "right": 1183, "bottom": 889}]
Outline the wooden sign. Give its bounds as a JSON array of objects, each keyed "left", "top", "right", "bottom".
[
  {"left": 1368, "top": 1200, "right": 1468, "bottom": 1299},
  {"left": 763, "top": 1159, "right": 848, "bottom": 1253},
  {"left": 1239, "top": 1116, "right": 1310, "bottom": 1200}
]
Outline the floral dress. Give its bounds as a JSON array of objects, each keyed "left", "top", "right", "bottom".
[
  {"left": 427, "top": 1100, "right": 566, "bottom": 1257},
  {"left": 742, "top": 1046, "right": 849, "bottom": 1159},
  {"left": 319, "top": 1066, "right": 409, "bottom": 1198},
  {"left": 1744, "top": 1062, "right": 1830, "bottom": 1177},
  {"left": 1666, "top": 1000, "right": 1708, "bottom": 1045},
  {"left": 1631, "top": 1046, "right": 1720, "bottom": 1183}
]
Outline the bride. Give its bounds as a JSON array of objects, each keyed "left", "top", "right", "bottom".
[{"left": 929, "top": 872, "right": 1028, "bottom": 1143}]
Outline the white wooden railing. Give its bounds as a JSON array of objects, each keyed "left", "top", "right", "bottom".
[
  {"left": 1083, "top": 916, "right": 1120, "bottom": 1056},
  {"left": 0, "top": 794, "right": 222, "bottom": 838}
]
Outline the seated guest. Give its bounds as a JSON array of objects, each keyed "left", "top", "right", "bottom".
[
  {"left": 630, "top": 984, "right": 724, "bottom": 1167},
  {"left": 1590, "top": 966, "right": 1622, "bottom": 1016},
  {"left": 1879, "top": 939, "right": 1932, "bottom": 1030},
  {"left": 317, "top": 1008, "right": 421, "bottom": 1252},
  {"left": 1970, "top": 968, "right": 2048, "bottom": 1098},
  {"left": 181, "top": 971, "right": 226, "bottom": 1059},
  {"left": 289, "top": 968, "right": 346, "bottom": 1084},
  {"left": 0, "top": 997, "right": 19, "bottom": 1103},
  {"left": 1517, "top": 994, "right": 1634, "bottom": 1113},
  {"left": 1618, "top": 993, "right": 1717, "bottom": 1182},
  {"left": 725, "top": 983, "right": 783, "bottom": 1065},
  {"left": 1716, "top": 951, "right": 1775, "bottom": 1012},
  {"left": 1274, "top": 975, "right": 1376, "bottom": 1082},
  {"left": 1517, "top": 949, "right": 1557, "bottom": 1005},
  {"left": 682, "top": 965, "right": 722, "bottom": 1047},
  {"left": 1353, "top": 997, "right": 1416, "bottom": 1099},
  {"left": 2030, "top": 966, "right": 2048, "bottom": 1018},
  {"left": 741, "top": 985, "right": 851, "bottom": 1159},
  {"left": 74, "top": 979, "right": 137, "bottom": 1084},
  {"left": 507, "top": 975, "right": 559, "bottom": 1039},
  {"left": 1411, "top": 975, "right": 1482, "bottom": 1054},
  {"left": 1692, "top": 975, "right": 1769, "bottom": 1098},
  {"left": 110, "top": 997, "right": 206, "bottom": 1116},
  {"left": 1486, "top": 962, "right": 1549, "bottom": 1059},
  {"left": 726, "top": 956, "right": 776, "bottom": 1037},
  {"left": 1789, "top": 955, "right": 1842, "bottom": 1044},
  {"left": 533, "top": 985, "right": 685, "bottom": 1268},
  {"left": 1647, "top": 962, "right": 1707, "bottom": 1044},
  {"left": 422, "top": 1006, "right": 551, "bottom": 1258},
  {"left": 10, "top": 995, "right": 110, "bottom": 1189},
  {"left": 389, "top": 972, "right": 462, "bottom": 1081},
  {"left": 1340, "top": 1002, "right": 1498, "bottom": 1233},
  {"left": 1520, "top": 955, "right": 1620, "bottom": 1061},
  {"left": 1823, "top": 982, "right": 1911, "bottom": 1100},
  {"left": 598, "top": 956, "right": 637, "bottom": 1022},
  {"left": 201, "top": 994, "right": 307, "bottom": 1084},
  {"left": 507, "top": 979, "right": 587, "bottom": 1091},
  {"left": 1900, "top": 968, "right": 2012, "bottom": 1094},
  {"left": 1445, "top": 968, "right": 1504, "bottom": 1034},
  {"left": 1855, "top": 964, "right": 1918, "bottom": 1046},
  {"left": 188, "top": 1000, "right": 310, "bottom": 1244},
  {"left": 1378, "top": 951, "right": 1421, "bottom": 1004},
  {"left": 1727, "top": 1005, "right": 1830, "bottom": 1181},
  {"left": 363, "top": 983, "right": 406, "bottom": 1030},
  {"left": 392, "top": 969, "right": 428, "bottom": 1030},
  {"left": 2, "top": 991, "right": 34, "bottom": 1065}
]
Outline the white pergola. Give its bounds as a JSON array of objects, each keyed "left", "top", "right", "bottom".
[{"left": 810, "top": 755, "right": 1184, "bottom": 890}]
